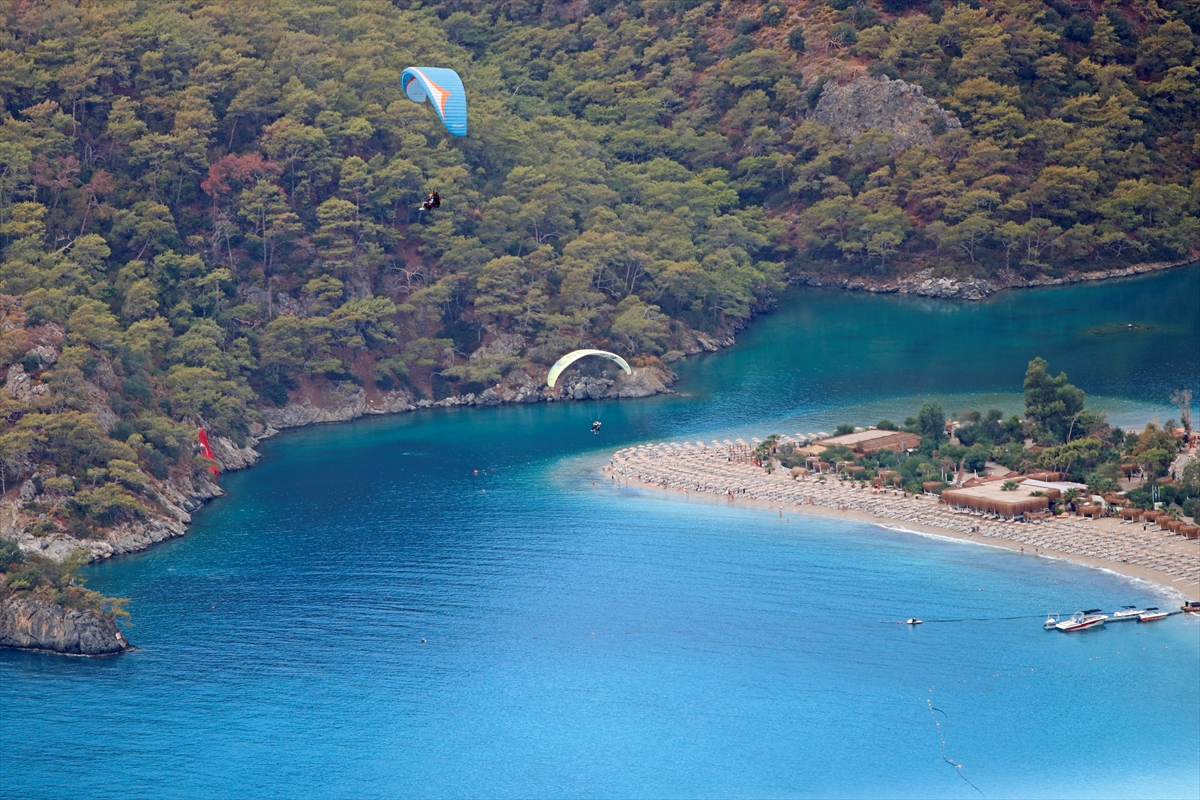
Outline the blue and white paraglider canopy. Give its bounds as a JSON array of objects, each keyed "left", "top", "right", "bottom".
[{"left": 401, "top": 67, "right": 467, "bottom": 136}]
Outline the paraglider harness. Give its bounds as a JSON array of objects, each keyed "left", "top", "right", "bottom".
[
  {"left": 591, "top": 420, "right": 602, "bottom": 435},
  {"left": 422, "top": 191, "right": 441, "bottom": 212}
]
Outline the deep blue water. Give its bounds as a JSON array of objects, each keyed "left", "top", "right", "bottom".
[{"left": 3, "top": 268, "right": 1199, "bottom": 798}]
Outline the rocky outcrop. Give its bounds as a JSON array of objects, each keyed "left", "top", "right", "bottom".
[
  {"left": 811, "top": 74, "right": 960, "bottom": 149},
  {"left": 263, "top": 365, "right": 677, "bottom": 429},
  {"left": 2, "top": 469, "right": 222, "bottom": 563},
  {"left": 895, "top": 270, "right": 994, "bottom": 300},
  {"left": 261, "top": 393, "right": 363, "bottom": 428},
  {"left": 210, "top": 434, "right": 268, "bottom": 471},
  {"left": 0, "top": 594, "right": 132, "bottom": 656},
  {"left": 613, "top": 367, "right": 671, "bottom": 398},
  {"left": 5, "top": 364, "right": 49, "bottom": 404},
  {"left": 793, "top": 257, "right": 1198, "bottom": 301},
  {"left": 676, "top": 327, "right": 736, "bottom": 354},
  {"left": 470, "top": 331, "right": 524, "bottom": 360}
]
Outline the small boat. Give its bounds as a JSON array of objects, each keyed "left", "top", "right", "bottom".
[
  {"left": 1183, "top": 601, "right": 1200, "bottom": 614},
  {"left": 905, "top": 618, "right": 923, "bottom": 625},
  {"left": 1056, "top": 609, "right": 1108, "bottom": 632},
  {"left": 1112, "top": 605, "right": 1145, "bottom": 619},
  {"left": 1044, "top": 611, "right": 1060, "bottom": 630},
  {"left": 1138, "top": 608, "right": 1168, "bottom": 623}
]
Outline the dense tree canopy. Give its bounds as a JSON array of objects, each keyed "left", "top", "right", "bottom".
[{"left": 0, "top": 0, "right": 1197, "bottom": 536}]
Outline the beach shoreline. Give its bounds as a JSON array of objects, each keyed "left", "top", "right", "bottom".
[{"left": 603, "top": 446, "right": 1200, "bottom": 602}]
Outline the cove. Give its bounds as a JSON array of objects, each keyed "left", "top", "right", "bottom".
[{"left": 2, "top": 268, "right": 1198, "bottom": 798}]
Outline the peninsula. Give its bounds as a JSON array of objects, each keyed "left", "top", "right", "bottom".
[{"left": 607, "top": 360, "right": 1200, "bottom": 600}]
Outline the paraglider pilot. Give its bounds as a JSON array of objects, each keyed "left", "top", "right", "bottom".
[
  {"left": 423, "top": 191, "right": 441, "bottom": 211},
  {"left": 592, "top": 420, "right": 602, "bottom": 435}
]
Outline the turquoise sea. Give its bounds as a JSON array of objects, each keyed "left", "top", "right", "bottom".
[{"left": 3, "top": 268, "right": 1199, "bottom": 798}]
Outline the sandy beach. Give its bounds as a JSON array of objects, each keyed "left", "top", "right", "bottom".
[{"left": 605, "top": 440, "right": 1200, "bottom": 602}]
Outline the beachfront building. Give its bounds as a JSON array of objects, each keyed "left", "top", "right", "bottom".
[
  {"left": 811, "top": 429, "right": 922, "bottom": 455},
  {"left": 941, "top": 480, "right": 1054, "bottom": 520}
]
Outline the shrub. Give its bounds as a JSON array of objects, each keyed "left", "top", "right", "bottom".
[
  {"left": 760, "top": 3, "right": 786, "bottom": 26},
  {"left": 0, "top": 539, "right": 26, "bottom": 569},
  {"left": 829, "top": 23, "right": 857, "bottom": 46},
  {"left": 787, "top": 25, "right": 805, "bottom": 52},
  {"left": 726, "top": 34, "right": 756, "bottom": 57},
  {"left": 4, "top": 568, "right": 44, "bottom": 591},
  {"left": 732, "top": 17, "right": 760, "bottom": 35}
]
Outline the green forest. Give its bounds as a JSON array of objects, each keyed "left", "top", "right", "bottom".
[{"left": 0, "top": 0, "right": 1197, "bottom": 539}]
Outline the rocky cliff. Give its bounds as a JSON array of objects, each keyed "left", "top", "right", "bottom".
[
  {"left": 811, "top": 74, "right": 960, "bottom": 150},
  {"left": 0, "top": 594, "right": 131, "bottom": 656}
]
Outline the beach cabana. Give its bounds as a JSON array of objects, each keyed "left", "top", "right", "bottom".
[{"left": 941, "top": 483, "right": 1052, "bottom": 520}]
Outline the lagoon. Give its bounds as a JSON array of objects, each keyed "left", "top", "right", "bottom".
[{"left": 2, "top": 268, "right": 1198, "bottom": 798}]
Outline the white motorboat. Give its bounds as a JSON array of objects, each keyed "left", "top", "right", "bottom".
[
  {"left": 1112, "top": 605, "right": 1145, "bottom": 619},
  {"left": 1055, "top": 610, "right": 1108, "bottom": 632},
  {"left": 1138, "top": 608, "right": 1168, "bottom": 622},
  {"left": 1043, "top": 612, "right": 1060, "bottom": 630},
  {"left": 905, "top": 618, "right": 923, "bottom": 625}
]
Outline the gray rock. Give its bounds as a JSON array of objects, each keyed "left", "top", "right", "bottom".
[
  {"left": 470, "top": 331, "right": 524, "bottom": 360},
  {"left": 242, "top": 286, "right": 270, "bottom": 309},
  {"left": 29, "top": 345, "right": 58, "bottom": 367},
  {"left": 363, "top": 390, "right": 415, "bottom": 416},
  {"left": 811, "top": 74, "right": 960, "bottom": 150},
  {"left": 262, "top": 384, "right": 367, "bottom": 429},
  {"left": 613, "top": 367, "right": 672, "bottom": 399},
  {"left": 0, "top": 594, "right": 132, "bottom": 656},
  {"left": 5, "top": 364, "right": 32, "bottom": 402},
  {"left": 209, "top": 435, "right": 262, "bottom": 472}
]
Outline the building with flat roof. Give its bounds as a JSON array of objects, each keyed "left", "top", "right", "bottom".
[
  {"left": 816, "top": 429, "right": 921, "bottom": 454},
  {"left": 941, "top": 480, "right": 1051, "bottom": 519}
]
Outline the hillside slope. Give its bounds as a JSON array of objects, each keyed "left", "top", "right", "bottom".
[{"left": 0, "top": 0, "right": 1197, "bottom": 557}]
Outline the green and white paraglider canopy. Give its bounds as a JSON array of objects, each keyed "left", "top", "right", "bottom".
[{"left": 546, "top": 349, "right": 632, "bottom": 388}]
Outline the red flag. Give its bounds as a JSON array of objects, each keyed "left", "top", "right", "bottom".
[{"left": 198, "top": 429, "right": 221, "bottom": 474}]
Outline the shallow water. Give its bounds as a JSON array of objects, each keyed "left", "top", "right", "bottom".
[{"left": 3, "top": 268, "right": 1198, "bottom": 798}]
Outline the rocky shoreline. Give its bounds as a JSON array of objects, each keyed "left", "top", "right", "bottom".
[
  {"left": 0, "top": 363, "right": 679, "bottom": 656},
  {"left": 0, "top": 594, "right": 133, "bottom": 656},
  {"left": 258, "top": 363, "right": 678, "bottom": 429},
  {"left": 2, "top": 364, "right": 678, "bottom": 570},
  {"left": 793, "top": 257, "right": 1198, "bottom": 301}
]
